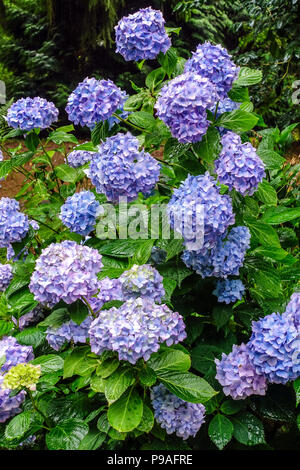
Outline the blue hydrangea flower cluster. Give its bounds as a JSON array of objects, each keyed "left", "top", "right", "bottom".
[
  {"left": 119, "top": 264, "right": 165, "bottom": 303},
  {"left": 182, "top": 226, "right": 251, "bottom": 278},
  {"left": 213, "top": 279, "right": 245, "bottom": 304},
  {"left": 18, "top": 306, "right": 45, "bottom": 331},
  {"left": 0, "top": 264, "right": 13, "bottom": 292},
  {"left": 67, "top": 148, "right": 95, "bottom": 169},
  {"left": 168, "top": 173, "right": 235, "bottom": 251},
  {"left": 88, "top": 277, "right": 123, "bottom": 313},
  {"left": 89, "top": 132, "right": 160, "bottom": 202},
  {"left": 155, "top": 73, "right": 218, "bottom": 143},
  {"left": 89, "top": 298, "right": 186, "bottom": 364},
  {"left": 29, "top": 241, "right": 103, "bottom": 306},
  {"left": 215, "top": 98, "right": 240, "bottom": 135},
  {"left": 66, "top": 77, "right": 126, "bottom": 128},
  {"left": 60, "top": 191, "right": 102, "bottom": 236},
  {"left": 6, "top": 97, "right": 59, "bottom": 131},
  {"left": 283, "top": 292, "right": 300, "bottom": 329},
  {"left": 0, "top": 376, "right": 26, "bottom": 423},
  {"left": 215, "top": 132, "right": 265, "bottom": 196},
  {"left": 248, "top": 312, "right": 300, "bottom": 385},
  {"left": 184, "top": 42, "right": 239, "bottom": 100},
  {"left": 151, "top": 384, "right": 206, "bottom": 439},
  {"left": 115, "top": 7, "right": 171, "bottom": 62},
  {"left": 0, "top": 197, "right": 30, "bottom": 248},
  {"left": 215, "top": 343, "right": 268, "bottom": 400},
  {"left": 0, "top": 336, "right": 34, "bottom": 373},
  {"left": 46, "top": 317, "right": 92, "bottom": 351}
]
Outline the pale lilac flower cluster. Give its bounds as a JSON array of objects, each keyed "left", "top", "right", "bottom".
[
  {"left": 0, "top": 264, "right": 13, "bottom": 292},
  {"left": 0, "top": 197, "right": 30, "bottom": 247},
  {"left": 215, "top": 132, "right": 265, "bottom": 196},
  {"left": 184, "top": 42, "right": 239, "bottom": 100},
  {"left": 60, "top": 191, "right": 102, "bottom": 236},
  {"left": 119, "top": 264, "right": 165, "bottom": 303},
  {"left": 89, "top": 277, "right": 123, "bottom": 313},
  {"left": 115, "top": 7, "right": 171, "bottom": 62},
  {"left": 215, "top": 344, "right": 268, "bottom": 400},
  {"left": 46, "top": 316, "right": 92, "bottom": 351},
  {"left": 66, "top": 77, "right": 126, "bottom": 128},
  {"left": 89, "top": 298, "right": 186, "bottom": 364},
  {"left": 29, "top": 241, "right": 103, "bottom": 306},
  {"left": 67, "top": 149, "right": 95, "bottom": 169},
  {"left": 0, "top": 336, "right": 33, "bottom": 373},
  {"left": 6, "top": 97, "right": 59, "bottom": 131},
  {"left": 18, "top": 306, "right": 45, "bottom": 331},
  {"left": 182, "top": 226, "right": 251, "bottom": 278},
  {"left": 168, "top": 173, "right": 234, "bottom": 251},
  {"left": 151, "top": 384, "right": 206, "bottom": 439},
  {"left": 155, "top": 73, "right": 218, "bottom": 143},
  {"left": 248, "top": 312, "right": 300, "bottom": 384},
  {"left": 213, "top": 279, "right": 245, "bottom": 304},
  {"left": 283, "top": 292, "right": 300, "bottom": 328},
  {"left": 0, "top": 376, "right": 26, "bottom": 423},
  {"left": 89, "top": 132, "right": 160, "bottom": 202}
]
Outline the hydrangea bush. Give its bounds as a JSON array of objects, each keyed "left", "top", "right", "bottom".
[{"left": 0, "top": 8, "right": 299, "bottom": 451}]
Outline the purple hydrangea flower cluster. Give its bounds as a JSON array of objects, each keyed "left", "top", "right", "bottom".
[
  {"left": 151, "top": 384, "right": 206, "bottom": 439},
  {"left": 215, "top": 132, "right": 265, "bottom": 196},
  {"left": 215, "top": 343, "right": 268, "bottom": 400},
  {"left": 18, "top": 305, "right": 46, "bottom": 331},
  {"left": 168, "top": 173, "right": 235, "bottom": 251},
  {"left": 89, "top": 132, "right": 160, "bottom": 202},
  {"left": 184, "top": 42, "right": 239, "bottom": 100},
  {"left": 0, "top": 376, "right": 26, "bottom": 423},
  {"left": 60, "top": 191, "right": 102, "bottom": 236},
  {"left": 29, "top": 241, "right": 103, "bottom": 306},
  {"left": 67, "top": 149, "right": 95, "bottom": 169},
  {"left": 0, "top": 197, "right": 30, "bottom": 248},
  {"left": 119, "top": 264, "right": 165, "bottom": 303},
  {"left": 0, "top": 336, "right": 33, "bottom": 373},
  {"left": 115, "top": 7, "right": 171, "bottom": 62},
  {"left": 66, "top": 77, "right": 126, "bottom": 128},
  {"left": 89, "top": 298, "right": 186, "bottom": 364},
  {"left": 213, "top": 279, "right": 245, "bottom": 304},
  {"left": 6, "top": 97, "right": 59, "bottom": 131},
  {"left": 0, "top": 264, "right": 13, "bottom": 292},
  {"left": 89, "top": 277, "right": 123, "bottom": 313},
  {"left": 248, "top": 312, "right": 300, "bottom": 384},
  {"left": 46, "top": 316, "right": 92, "bottom": 351},
  {"left": 283, "top": 292, "right": 300, "bottom": 328},
  {"left": 182, "top": 226, "right": 251, "bottom": 278},
  {"left": 155, "top": 73, "right": 218, "bottom": 143}
]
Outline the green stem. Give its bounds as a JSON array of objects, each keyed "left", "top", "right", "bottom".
[
  {"left": 82, "top": 296, "right": 97, "bottom": 318},
  {"left": 30, "top": 217, "right": 60, "bottom": 234},
  {"left": 39, "top": 140, "right": 62, "bottom": 196},
  {"left": 112, "top": 113, "right": 151, "bottom": 134},
  {"left": 27, "top": 389, "right": 51, "bottom": 429},
  {"left": 213, "top": 101, "right": 220, "bottom": 123}
]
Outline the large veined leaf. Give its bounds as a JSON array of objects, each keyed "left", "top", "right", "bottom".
[
  {"left": 147, "top": 350, "right": 191, "bottom": 373},
  {"left": 107, "top": 388, "right": 143, "bottom": 432},
  {"left": 208, "top": 414, "right": 233, "bottom": 450},
  {"left": 46, "top": 418, "right": 89, "bottom": 450},
  {"left": 104, "top": 368, "right": 135, "bottom": 403},
  {"left": 157, "top": 371, "right": 217, "bottom": 403},
  {"left": 234, "top": 67, "right": 263, "bottom": 87},
  {"left": 232, "top": 412, "right": 265, "bottom": 446},
  {"left": 216, "top": 110, "right": 258, "bottom": 132}
]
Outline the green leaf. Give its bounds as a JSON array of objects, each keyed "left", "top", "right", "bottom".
[
  {"left": 55, "top": 164, "right": 78, "bottom": 183},
  {"left": 139, "top": 365, "right": 157, "bottom": 387},
  {"left": 162, "top": 277, "right": 177, "bottom": 303},
  {"left": 68, "top": 299, "right": 89, "bottom": 325},
  {"left": 158, "top": 371, "right": 217, "bottom": 403},
  {"left": 39, "top": 308, "right": 69, "bottom": 328},
  {"left": 49, "top": 130, "right": 78, "bottom": 145},
  {"left": 25, "top": 132, "right": 39, "bottom": 151},
  {"left": 294, "top": 378, "right": 300, "bottom": 406},
  {"left": 97, "top": 358, "right": 120, "bottom": 379},
  {"left": 244, "top": 217, "right": 280, "bottom": 247},
  {"left": 148, "top": 350, "right": 191, "bottom": 373},
  {"left": 192, "top": 127, "right": 220, "bottom": 163},
  {"left": 104, "top": 368, "right": 135, "bottom": 403},
  {"left": 256, "top": 149, "right": 285, "bottom": 170},
  {"left": 16, "top": 327, "right": 45, "bottom": 348},
  {"left": 164, "top": 138, "right": 189, "bottom": 162},
  {"left": 297, "top": 415, "right": 300, "bottom": 431},
  {"left": 91, "top": 121, "right": 110, "bottom": 146},
  {"left": 78, "top": 429, "right": 106, "bottom": 450},
  {"left": 234, "top": 67, "right": 263, "bottom": 87},
  {"left": 212, "top": 305, "right": 233, "bottom": 331},
  {"left": 145, "top": 68, "right": 166, "bottom": 90},
  {"left": 90, "top": 375, "right": 105, "bottom": 393},
  {"left": 220, "top": 400, "right": 245, "bottom": 416},
  {"left": 46, "top": 418, "right": 89, "bottom": 450},
  {"left": 32, "top": 354, "right": 64, "bottom": 373},
  {"left": 98, "top": 239, "right": 149, "bottom": 258},
  {"left": 228, "top": 85, "right": 250, "bottom": 102},
  {"left": 127, "top": 111, "right": 156, "bottom": 131},
  {"left": 0, "top": 320, "right": 14, "bottom": 337},
  {"left": 256, "top": 180, "right": 277, "bottom": 206},
  {"left": 157, "top": 48, "right": 178, "bottom": 77},
  {"left": 5, "top": 411, "right": 32, "bottom": 440},
  {"left": 64, "top": 348, "right": 97, "bottom": 379},
  {"left": 261, "top": 206, "right": 300, "bottom": 225},
  {"left": 216, "top": 110, "right": 258, "bottom": 132},
  {"left": 191, "top": 344, "right": 222, "bottom": 376},
  {"left": 208, "top": 414, "right": 233, "bottom": 450},
  {"left": 137, "top": 405, "right": 154, "bottom": 433},
  {"left": 132, "top": 239, "right": 155, "bottom": 265},
  {"left": 232, "top": 412, "right": 265, "bottom": 446},
  {"left": 107, "top": 388, "right": 143, "bottom": 432}
]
